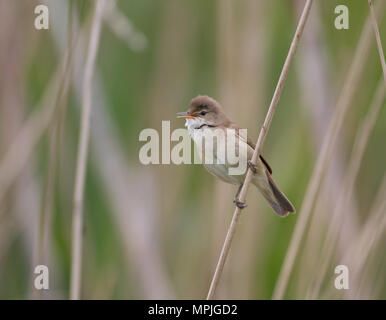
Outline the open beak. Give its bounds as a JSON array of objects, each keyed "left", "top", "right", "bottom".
[{"left": 177, "top": 111, "right": 197, "bottom": 119}]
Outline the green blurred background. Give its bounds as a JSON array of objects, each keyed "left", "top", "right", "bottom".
[{"left": 0, "top": 0, "right": 385, "bottom": 299}]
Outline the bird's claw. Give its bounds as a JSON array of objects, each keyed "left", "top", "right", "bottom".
[
  {"left": 247, "top": 160, "right": 258, "bottom": 174},
  {"left": 233, "top": 199, "right": 247, "bottom": 209}
]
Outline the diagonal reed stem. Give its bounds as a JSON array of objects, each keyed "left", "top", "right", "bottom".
[
  {"left": 69, "top": 0, "right": 105, "bottom": 300},
  {"left": 206, "top": 0, "right": 313, "bottom": 300}
]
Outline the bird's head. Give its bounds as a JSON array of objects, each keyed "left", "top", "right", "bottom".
[{"left": 177, "top": 95, "right": 229, "bottom": 128}]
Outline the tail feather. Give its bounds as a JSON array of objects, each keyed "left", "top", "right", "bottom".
[
  {"left": 253, "top": 171, "right": 295, "bottom": 217},
  {"left": 266, "top": 173, "right": 295, "bottom": 216}
]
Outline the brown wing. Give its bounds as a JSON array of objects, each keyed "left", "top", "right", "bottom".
[{"left": 229, "top": 122, "right": 273, "bottom": 174}]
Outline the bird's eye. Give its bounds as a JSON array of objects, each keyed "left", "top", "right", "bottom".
[{"left": 200, "top": 111, "right": 207, "bottom": 116}]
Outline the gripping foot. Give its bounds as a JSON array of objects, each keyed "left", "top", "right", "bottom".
[
  {"left": 233, "top": 199, "right": 248, "bottom": 209},
  {"left": 233, "top": 184, "right": 248, "bottom": 209}
]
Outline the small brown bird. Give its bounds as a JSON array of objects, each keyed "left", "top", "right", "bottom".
[{"left": 177, "top": 95, "right": 295, "bottom": 217}]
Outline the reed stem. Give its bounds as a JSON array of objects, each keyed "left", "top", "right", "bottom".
[
  {"left": 69, "top": 0, "right": 104, "bottom": 300},
  {"left": 206, "top": 0, "right": 313, "bottom": 300}
]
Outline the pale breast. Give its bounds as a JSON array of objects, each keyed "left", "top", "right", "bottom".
[{"left": 186, "top": 119, "right": 256, "bottom": 184}]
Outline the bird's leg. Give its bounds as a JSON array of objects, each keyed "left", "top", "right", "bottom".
[
  {"left": 233, "top": 184, "right": 247, "bottom": 209},
  {"left": 247, "top": 160, "right": 259, "bottom": 174}
]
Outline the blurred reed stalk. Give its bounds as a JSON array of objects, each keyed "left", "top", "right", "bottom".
[
  {"left": 103, "top": 0, "right": 147, "bottom": 52},
  {"left": 368, "top": 0, "right": 386, "bottom": 85},
  {"left": 206, "top": 0, "right": 313, "bottom": 300},
  {"left": 34, "top": 46, "right": 73, "bottom": 300},
  {"left": 273, "top": 0, "right": 386, "bottom": 299},
  {"left": 0, "top": 53, "right": 71, "bottom": 205},
  {"left": 0, "top": 1, "right": 42, "bottom": 298},
  {"left": 34, "top": 4, "right": 76, "bottom": 299},
  {"left": 309, "top": 76, "right": 385, "bottom": 299},
  {"left": 49, "top": 0, "right": 174, "bottom": 299},
  {"left": 70, "top": 0, "right": 105, "bottom": 300},
  {"left": 344, "top": 175, "right": 386, "bottom": 299},
  {"left": 309, "top": 0, "right": 386, "bottom": 298},
  {"left": 293, "top": 0, "right": 360, "bottom": 272},
  {"left": 0, "top": 6, "right": 81, "bottom": 296},
  {"left": 321, "top": 174, "right": 386, "bottom": 299},
  {"left": 293, "top": 1, "right": 362, "bottom": 297}
]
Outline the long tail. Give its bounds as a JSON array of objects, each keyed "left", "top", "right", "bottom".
[{"left": 253, "top": 171, "right": 295, "bottom": 217}]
